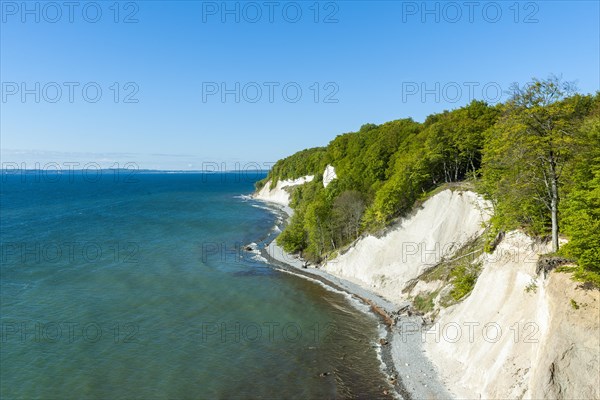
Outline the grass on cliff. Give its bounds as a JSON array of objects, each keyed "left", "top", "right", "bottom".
[
  {"left": 448, "top": 262, "right": 482, "bottom": 301},
  {"left": 413, "top": 290, "right": 439, "bottom": 314},
  {"left": 405, "top": 235, "right": 486, "bottom": 314},
  {"left": 418, "top": 235, "right": 486, "bottom": 283},
  {"left": 556, "top": 265, "right": 600, "bottom": 289}
]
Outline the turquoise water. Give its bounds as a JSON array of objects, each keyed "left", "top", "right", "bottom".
[{"left": 1, "top": 172, "right": 390, "bottom": 399}]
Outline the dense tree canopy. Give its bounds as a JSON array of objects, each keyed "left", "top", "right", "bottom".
[
  {"left": 258, "top": 78, "right": 599, "bottom": 285},
  {"left": 560, "top": 105, "right": 600, "bottom": 284}
]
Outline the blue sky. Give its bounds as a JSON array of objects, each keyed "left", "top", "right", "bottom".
[{"left": 1, "top": 0, "right": 599, "bottom": 170}]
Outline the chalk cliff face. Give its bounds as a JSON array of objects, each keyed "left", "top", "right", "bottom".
[
  {"left": 253, "top": 175, "right": 314, "bottom": 207},
  {"left": 530, "top": 273, "right": 600, "bottom": 400},
  {"left": 423, "top": 231, "right": 600, "bottom": 400},
  {"left": 322, "top": 189, "right": 491, "bottom": 305},
  {"left": 322, "top": 165, "right": 337, "bottom": 188},
  {"left": 255, "top": 172, "right": 600, "bottom": 399}
]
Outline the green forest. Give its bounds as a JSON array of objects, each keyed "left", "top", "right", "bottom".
[{"left": 257, "top": 77, "right": 600, "bottom": 287}]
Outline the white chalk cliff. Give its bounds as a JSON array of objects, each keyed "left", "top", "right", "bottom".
[
  {"left": 322, "top": 189, "right": 491, "bottom": 304},
  {"left": 255, "top": 169, "right": 600, "bottom": 399},
  {"left": 253, "top": 175, "right": 314, "bottom": 207},
  {"left": 323, "top": 164, "right": 337, "bottom": 188},
  {"left": 424, "top": 231, "right": 600, "bottom": 399}
]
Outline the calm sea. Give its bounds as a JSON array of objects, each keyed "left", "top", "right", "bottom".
[{"left": 0, "top": 171, "right": 391, "bottom": 399}]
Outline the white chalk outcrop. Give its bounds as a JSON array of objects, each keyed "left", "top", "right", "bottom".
[
  {"left": 255, "top": 177, "right": 599, "bottom": 399},
  {"left": 323, "top": 164, "right": 337, "bottom": 188},
  {"left": 322, "top": 189, "right": 491, "bottom": 304},
  {"left": 424, "top": 231, "right": 600, "bottom": 399},
  {"left": 255, "top": 165, "right": 338, "bottom": 208},
  {"left": 253, "top": 175, "right": 314, "bottom": 207}
]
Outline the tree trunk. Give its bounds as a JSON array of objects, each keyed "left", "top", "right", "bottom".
[
  {"left": 470, "top": 152, "right": 477, "bottom": 178},
  {"left": 549, "top": 153, "right": 560, "bottom": 252},
  {"left": 317, "top": 218, "right": 325, "bottom": 255},
  {"left": 454, "top": 155, "right": 459, "bottom": 181},
  {"left": 443, "top": 161, "right": 449, "bottom": 183},
  {"left": 550, "top": 182, "right": 559, "bottom": 252}
]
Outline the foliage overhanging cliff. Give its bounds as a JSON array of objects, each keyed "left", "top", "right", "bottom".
[{"left": 258, "top": 77, "right": 599, "bottom": 286}]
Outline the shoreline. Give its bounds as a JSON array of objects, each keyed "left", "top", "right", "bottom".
[{"left": 253, "top": 199, "right": 452, "bottom": 400}]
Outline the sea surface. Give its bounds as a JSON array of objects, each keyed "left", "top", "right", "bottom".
[{"left": 0, "top": 171, "right": 390, "bottom": 399}]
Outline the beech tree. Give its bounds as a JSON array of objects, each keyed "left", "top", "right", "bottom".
[{"left": 485, "top": 76, "right": 588, "bottom": 252}]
